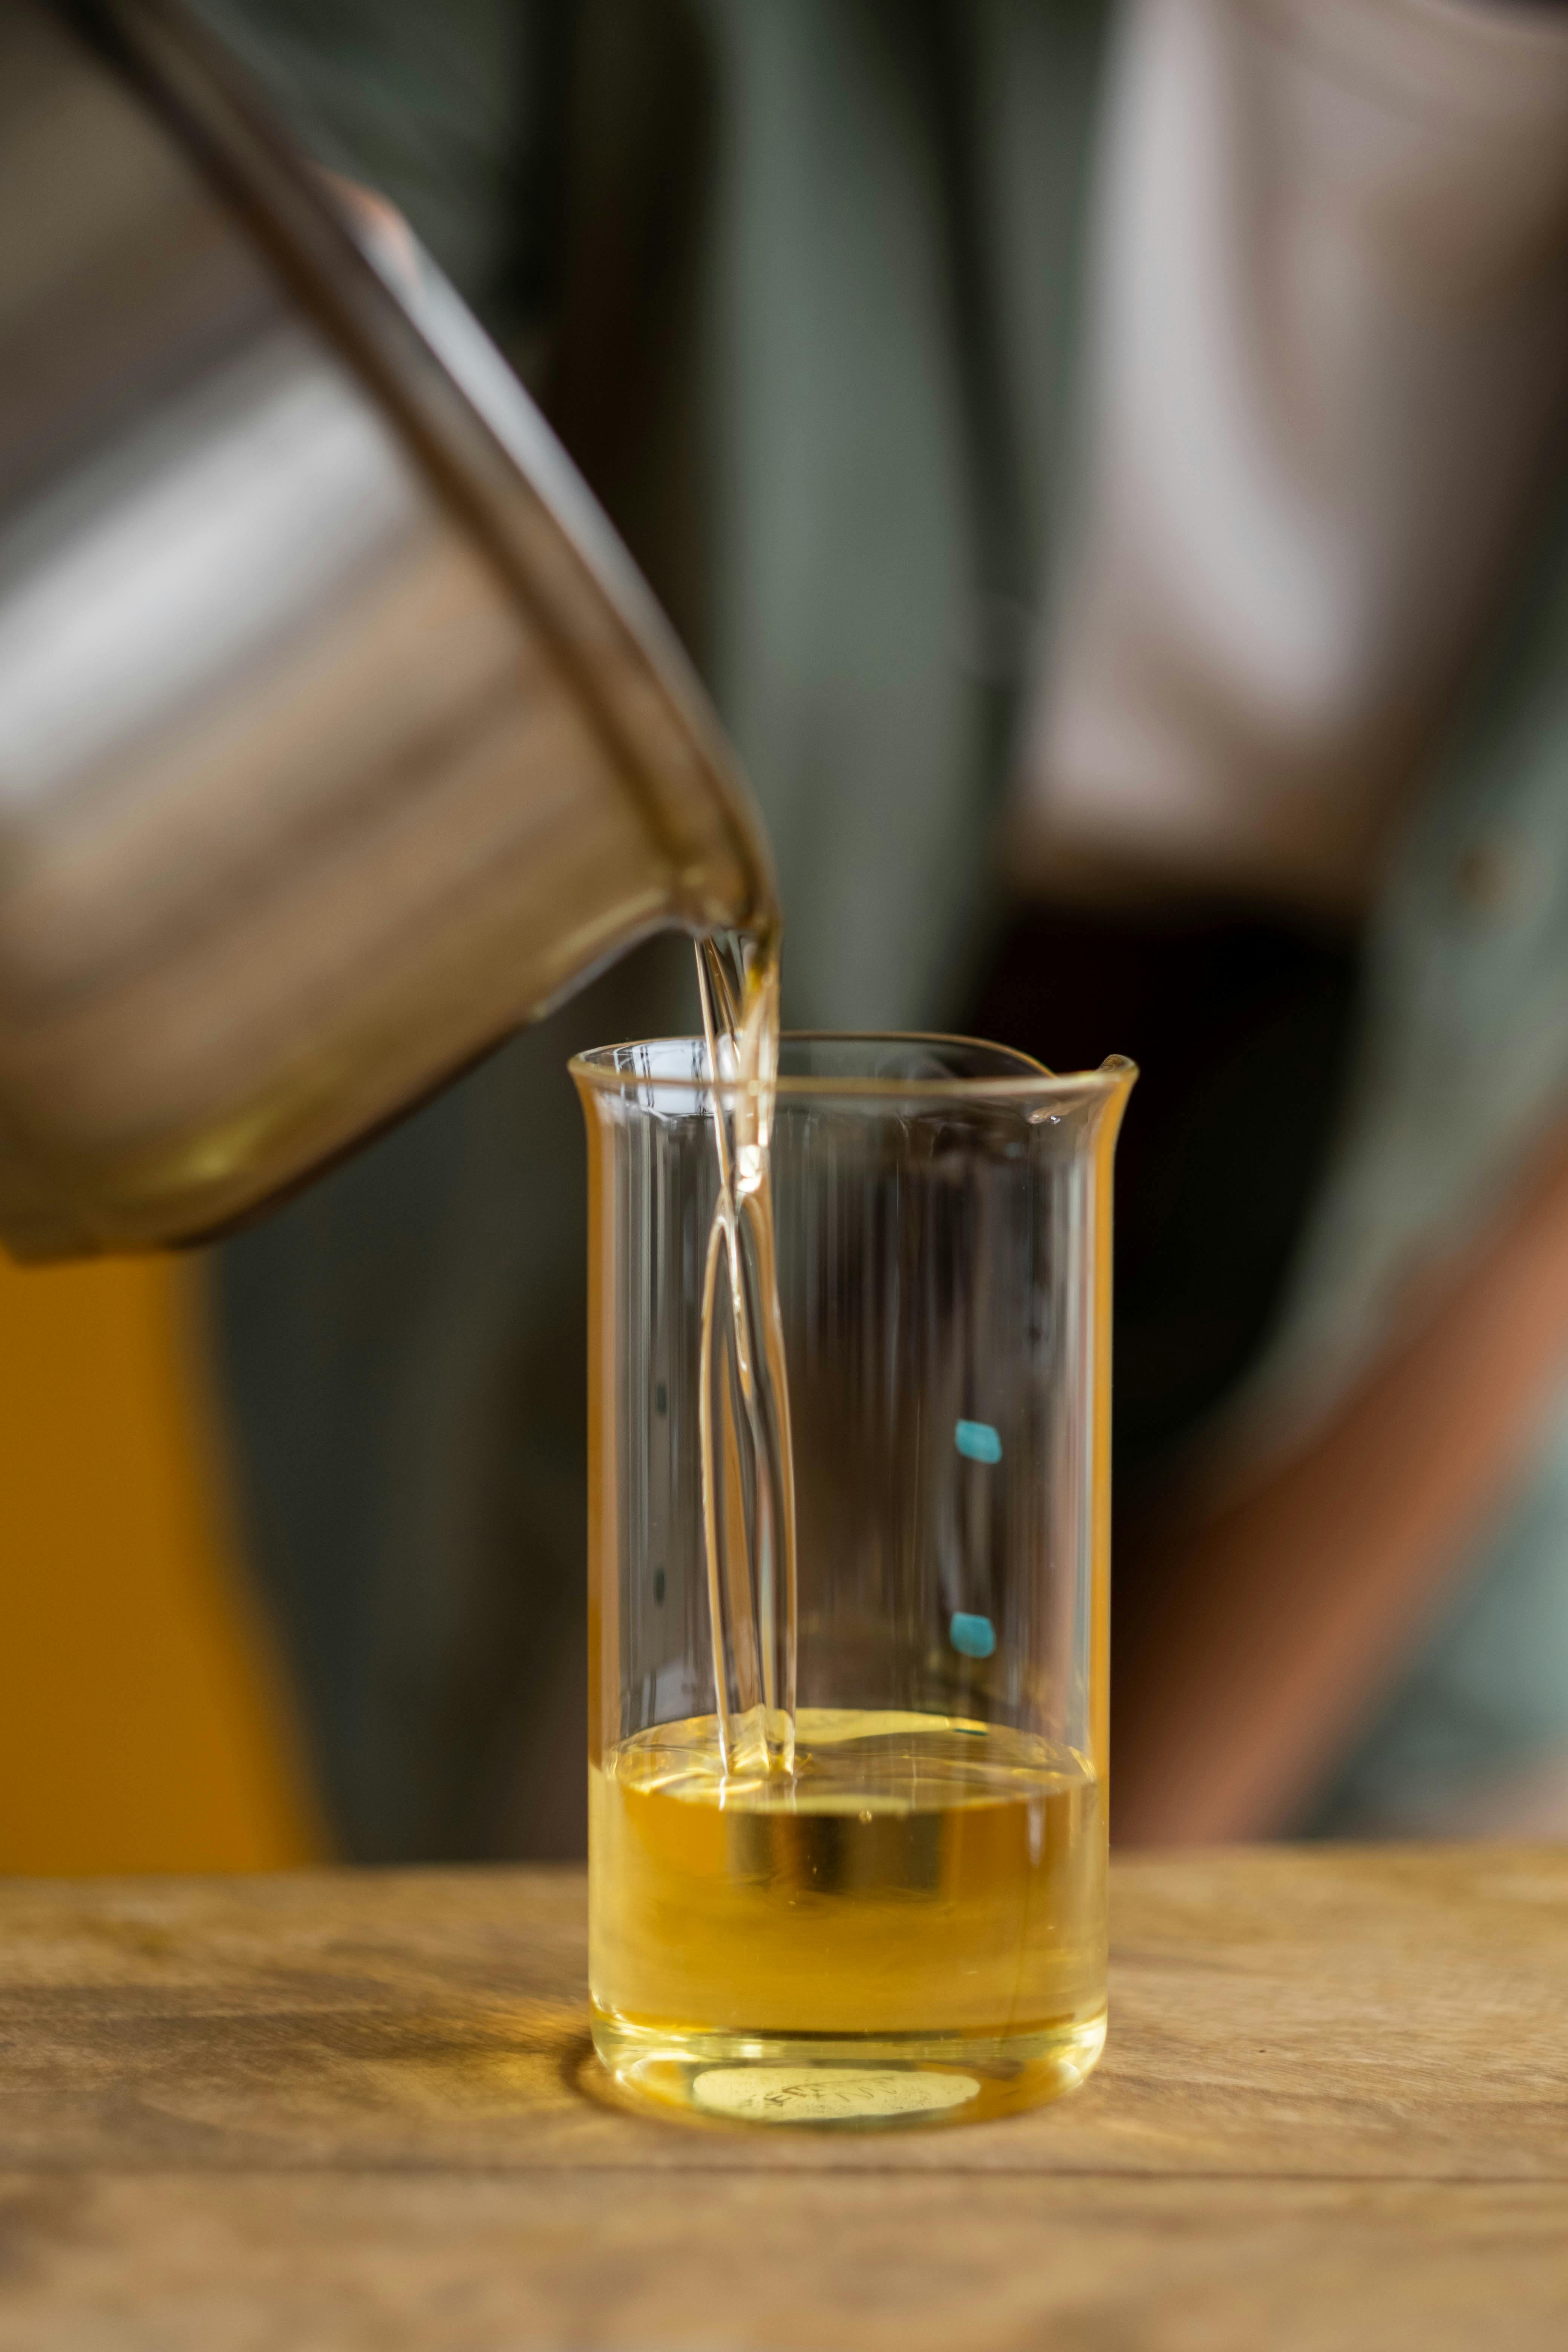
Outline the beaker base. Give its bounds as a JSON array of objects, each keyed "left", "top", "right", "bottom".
[{"left": 590, "top": 2006, "right": 1106, "bottom": 2128}]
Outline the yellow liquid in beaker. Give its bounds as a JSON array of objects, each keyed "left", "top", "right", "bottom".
[{"left": 589, "top": 1707, "right": 1106, "bottom": 2124}]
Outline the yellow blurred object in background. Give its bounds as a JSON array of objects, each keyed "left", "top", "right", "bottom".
[{"left": 0, "top": 1251, "right": 324, "bottom": 1871}]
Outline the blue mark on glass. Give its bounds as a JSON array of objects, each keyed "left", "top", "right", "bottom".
[
  {"left": 955, "top": 1419, "right": 1002, "bottom": 1464},
  {"left": 950, "top": 1612, "right": 996, "bottom": 1660}
]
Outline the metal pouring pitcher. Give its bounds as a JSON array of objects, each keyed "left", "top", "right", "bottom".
[{"left": 0, "top": 0, "right": 772, "bottom": 1261}]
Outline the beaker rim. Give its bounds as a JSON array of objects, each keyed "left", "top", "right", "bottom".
[{"left": 569, "top": 1030, "right": 1137, "bottom": 1100}]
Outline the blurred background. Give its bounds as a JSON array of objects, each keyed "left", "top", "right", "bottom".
[{"left": 5, "top": 0, "right": 1568, "bottom": 1870}]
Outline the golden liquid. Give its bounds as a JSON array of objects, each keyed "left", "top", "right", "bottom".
[{"left": 590, "top": 1708, "right": 1106, "bottom": 2124}]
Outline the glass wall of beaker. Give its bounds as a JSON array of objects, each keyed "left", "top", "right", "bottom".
[{"left": 572, "top": 1034, "right": 1133, "bottom": 2127}]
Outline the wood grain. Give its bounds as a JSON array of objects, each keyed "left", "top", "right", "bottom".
[
  {"left": 0, "top": 2174, "right": 1563, "bottom": 2352},
  {"left": 0, "top": 1850, "right": 1562, "bottom": 2345}
]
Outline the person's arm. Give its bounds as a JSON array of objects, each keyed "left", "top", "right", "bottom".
[{"left": 1112, "top": 1123, "right": 1568, "bottom": 1845}]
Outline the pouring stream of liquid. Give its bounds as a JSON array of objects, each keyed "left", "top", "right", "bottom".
[{"left": 694, "top": 927, "right": 798, "bottom": 1778}]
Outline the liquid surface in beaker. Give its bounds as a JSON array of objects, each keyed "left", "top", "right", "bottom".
[{"left": 590, "top": 1707, "right": 1106, "bottom": 2118}]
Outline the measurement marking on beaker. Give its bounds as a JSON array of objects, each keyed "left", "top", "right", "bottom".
[
  {"left": 955, "top": 1419, "right": 1001, "bottom": 1464},
  {"left": 950, "top": 1612, "right": 997, "bottom": 1659}
]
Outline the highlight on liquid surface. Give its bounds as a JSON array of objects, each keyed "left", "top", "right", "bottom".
[{"left": 590, "top": 1707, "right": 1106, "bottom": 2123}]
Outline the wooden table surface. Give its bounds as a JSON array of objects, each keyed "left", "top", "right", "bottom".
[{"left": 0, "top": 1847, "right": 1563, "bottom": 2349}]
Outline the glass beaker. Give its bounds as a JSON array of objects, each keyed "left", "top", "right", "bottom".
[{"left": 571, "top": 1034, "right": 1134, "bottom": 2127}]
